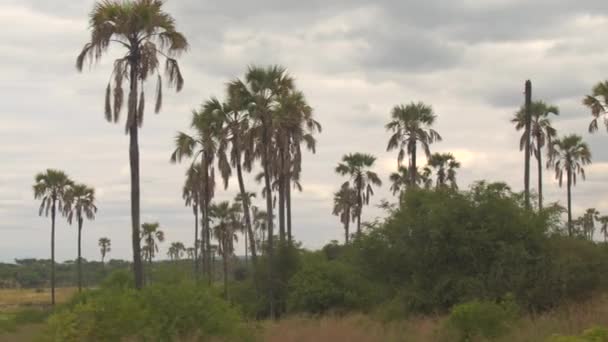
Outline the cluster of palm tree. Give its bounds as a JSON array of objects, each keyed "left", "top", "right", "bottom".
[
  {"left": 98, "top": 237, "right": 111, "bottom": 264},
  {"left": 167, "top": 242, "right": 186, "bottom": 261},
  {"left": 333, "top": 102, "right": 457, "bottom": 242},
  {"left": 171, "top": 65, "right": 320, "bottom": 315},
  {"left": 33, "top": 169, "right": 97, "bottom": 302}
]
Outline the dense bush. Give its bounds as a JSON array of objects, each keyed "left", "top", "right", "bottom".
[
  {"left": 347, "top": 182, "right": 608, "bottom": 315},
  {"left": 45, "top": 277, "right": 248, "bottom": 341},
  {"left": 287, "top": 257, "right": 373, "bottom": 314},
  {"left": 443, "top": 298, "right": 519, "bottom": 341}
]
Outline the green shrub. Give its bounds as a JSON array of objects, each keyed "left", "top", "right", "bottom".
[
  {"left": 444, "top": 298, "right": 519, "bottom": 341},
  {"left": 287, "top": 258, "right": 372, "bottom": 314},
  {"left": 45, "top": 281, "right": 247, "bottom": 341},
  {"left": 548, "top": 327, "right": 608, "bottom": 342}
]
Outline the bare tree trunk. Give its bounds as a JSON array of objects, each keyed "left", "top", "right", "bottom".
[
  {"left": 345, "top": 207, "right": 350, "bottom": 244},
  {"left": 235, "top": 151, "right": 257, "bottom": 264},
  {"left": 193, "top": 205, "right": 199, "bottom": 278},
  {"left": 537, "top": 140, "right": 543, "bottom": 211},
  {"left": 78, "top": 217, "right": 83, "bottom": 293},
  {"left": 567, "top": 169, "right": 572, "bottom": 237},
  {"left": 286, "top": 177, "right": 292, "bottom": 244},
  {"left": 128, "top": 60, "right": 144, "bottom": 290},
  {"left": 410, "top": 141, "right": 417, "bottom": 185},
  {"left": 524, "top": 80, "right": 532, "bottom": 210},
  {"left": 356, "top": 179, "right": 362, "bottom": 236},
  {"left": 223, "top": 248, "right": 229, "bottom": 301},
  {"left": 51, "top": 198, "right": 56, "bottom": 306}
]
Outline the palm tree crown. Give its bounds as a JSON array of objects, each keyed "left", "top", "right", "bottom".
[
  {"left": 335, "top": 153, "right": 382, "bottom": 236},
  {"left": 386, "top": 102, "right": 442, "bottom": 184},
  {"left": 426, "top": 153, "right": 461, "bottom": 189},
  {"left": 141, "top": 222, "right": 165, "bottom": 263},
  {"left": 98, "top": 237, "right": 111, "bottom": 263},
  {"left": 583, "top": 81, "right": 608, "bottom": 133}
]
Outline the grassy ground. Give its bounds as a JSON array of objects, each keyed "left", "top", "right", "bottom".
[
  {"left": 0, "top": 287, "right": 76, "bottom": 311},
  {"left": 1, "top": 288, "right": 608, "bottom": 341}
]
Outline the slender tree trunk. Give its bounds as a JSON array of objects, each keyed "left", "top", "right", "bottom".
[
  {"left": 567, "top": 169, "right": 572, "bottom": 237},
  {"left": 537, "top": 141, "right": 543, "bottom": 211},
  {"left": 278, "top": 175, "right": 286, "bottom": 243},
  {"left": 235, "top": 152, "right": 257, "bottom": 264},
  {"left": 410, "top": 141, "right": 417, "bottom": 185},
  {"left": 193, "top": 205, "right": 199, "bottom": 278},
  {"left": 77, "top": 217, "right": 83, "bottom": 293},
  {"left": 128, "top": 59, "right": 144, "bottom": 289},
  {"left": 286, "top": 177, "right": 292, "bottom": 244},
  {"left": 344, "top": 207, "right": 350, "bottom": 244},
  {"left": 262, "top": 133, "right": 275, "bottom": 319},
  {"left": 244, "top": 228, "right": 249, "bottom": 265},
  {"left": 356, "top": 180, "right": 362, "bottom": 236},
  {"left": 524, "top": 80, "right": 532, "bottom": 209},
  {"left": 50, "top": 198, "right": 56, "bottom": 306}
]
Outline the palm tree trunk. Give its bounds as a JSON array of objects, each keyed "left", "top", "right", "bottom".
[
  {"left": 235, "top": 152, "right": 257, "bottom": 264},
  {"left": 410, "top": 141, "right": 417, "bottom": 185},
  {"left": 345, "top": 207, "right": 350, "bottom": 244},
  {"left": 128, "top": 61, "right": 144, "bottom": 290},
  {"left": 567, "top": 169, "right": 572, "bottom": 237},
  {"left": 524, "top": 80, "right": 532, "bottom": 209},
  {"left": 262, "top": 143, "right": 275, "bottom": 319},
  {"left": 77, "top": 217, "right": 83, "bottom": 293},
  {"left": 287, "top": 177, "right": 292, "bottom": 244},
  {"left": 193, "top": 205, "right": 199, "bottom": 278},
  {"left": 356, "top": 180, "right": 362, "bottom": 236},
  {"left": 50, "top": 198, "right": 56, "bottom": 306},
  {"left": 537, "top": 141, "right": 543, "bottom": 211}
]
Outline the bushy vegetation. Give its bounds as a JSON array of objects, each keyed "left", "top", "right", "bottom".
[
  {"left": 443, "top": 298, "right": 519, "bottom": 341},
  {"left": 44, "top": 271, "right": 248, "bottom": 342}
]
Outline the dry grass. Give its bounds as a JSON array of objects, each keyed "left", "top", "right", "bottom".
[
  {"left": 262, "top": 294, "right": 608, "bottom": 342},
  {"left": 0, "top": 287, "right": 76, "bottom": 311}
]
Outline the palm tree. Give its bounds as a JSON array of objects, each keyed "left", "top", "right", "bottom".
[
  {"left": 77, "top": 0, "right": 188, "bottom": 289},
  {"left": 583, "top": 81, "right": 608, "bottom": 133},
  {"left": 183, "top": 164, "right": 202, "bottom": 276},
  {"left": 167, "top": 242, "right": 185, "bottom": 261},
  {"left": 274, "top": 90, "right": 321, "bottom": 243},
  {"left": 386, "top": 102, "right": 442, "bottom": 185},
  {"left": 335, "top": 153, "right": 382, "bottom": 236},
  {"left": 332, "top": 184, "right": 357, "bottom": 243},
  {"left": 251, "top": 206, "right": 268, "bottom": 254},
  {"left": 140, "top": 222, "right": 165, "bottom": 275},
  {"left": 171, "top": 105, "right": 223, "bottom": 281},
  {"left": 599, "top": 216, "right": 608, "bottom": 242},
  {"left": 64, "top": 184, "right": 98, "bottom": 292},
  {"left": 186, "top": 247, "right": 195, "bottom": 260},
  {"left": 581, "top": 208, "right": 600, "bottom": 241},
  {"left": 512, "top": 101, "right": 559, "bottom": 210},
  {"left": 228, "top": 65, "right": 295, "bottom": 317},
  {"left": 549, "top": 135, "right": 592, "bottom": 237},
  {"left": 426, "top": 153, "right": 461, "bottom": 189},
  {"left": 98, "top": 237, "right": 111, "bottom": 264},
  {"left": 235, "top": 192, "right": 256, "bottom": 264},
  {"left": 212, "top": 94, "right": 259, "bottom": 267},
  {"left": 33, "top": 169, "right": 73, "bottom": 305},
  {"left": 210, "top": 201, "right": 241, "bottom": 300}
]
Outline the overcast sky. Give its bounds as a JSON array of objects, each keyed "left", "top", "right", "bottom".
[{"left": 1, "top": 0, "right": 607, "bottom": 263}]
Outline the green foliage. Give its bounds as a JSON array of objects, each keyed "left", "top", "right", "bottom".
[
  {"left": 548, "top": 327, "right": 608, "bottom": 342},
  {"left": 287, "top": 257, "right": 373, "bottom": 314},
  {"left": 443, "top": 298, "right": 519, "bottom": 341},
  {"left": 0, "top": 308, "right": 51, "bottom": 333},
  {"left": 44, "top": 279, "right": 246, "bottom": 341}
]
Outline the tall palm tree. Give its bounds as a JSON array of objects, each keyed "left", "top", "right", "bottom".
[
  {"left": 167, "top": 242, "right": 185, "bottom": 261},
  {"left": 389, "top": 165, "right": 427, "bottom": 197},
  {"left": 386, "top": 102, "right": 442, "bottom": 185},
  {"left": 77, "top": 0, "right": 188, "bottom": 289},
  {"left": 599, "top": 216, "right": 608, "bottom": 242},
  {"left": 583, "top": 81, "right": 608, "bottom": 133},
  {"left": 426, "top": 153, "right": 461, "bottom": 190},
  {"left": 208, "top": 96, "right": 259, "bottom": 267},
  {"left": 335, "top": 153, "right": 382, "bottom": 236},
  {"left": 549, "top": 135, "right": 592, "bottom": 237},
  {"left": 140, "top": 222, "right": 165, "bottom": 271},
  {"left": 512, "top": 101, "right": 559, "bottom": 210},
  {"left": 210, "top": 201, "right": 241, "bottom": 300},
  {"left": 171, "top": 106, "right": 223, "bottom": 282},
  {"left": 98, "top": 237, "right": 111, "bottom": 264},
  {"left": 182, "top": 164, "right": 202, "bottom": 276},
  {"left": 275, "top": 90, "right": 321, "bottom": 243},
  {"left": 33, "top": 169, "right": 73, "bottom": 305},
  {"left": 332, "top": 184, "right": 357, "bottom": 243},
  {"left": 64, "top": 184, "right": 98, "bottom": 293},
  {"left": 228, "top": 65, "right": 295, "bottom": 318}
]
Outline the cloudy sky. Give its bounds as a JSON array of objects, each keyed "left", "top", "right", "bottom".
[{"left": 1, "top": 0, "right": 607, "bottom": 263}]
